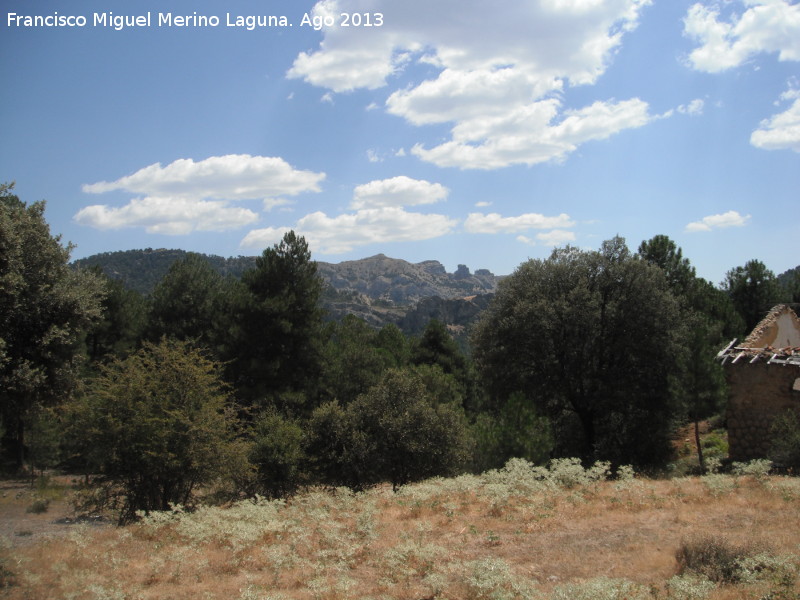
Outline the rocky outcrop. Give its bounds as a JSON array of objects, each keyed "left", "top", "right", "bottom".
[{"left": 316, "top": 254, "right": 501, "bottom": 305}]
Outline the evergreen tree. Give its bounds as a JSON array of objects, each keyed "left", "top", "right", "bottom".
[
  {"left": 723, "top": 259, "right": 781, "bottom": 333},
  {"left": 146, "top": 252, "right": 231, "bottom": 357},
  {"left": 321, "top": 315, "right": 393, "bottom": 404},
  {"left": 411, "top": 319, "right": 478, "bottom": 411},
  {"left": 639, "top": 235, "right": 735, "bottom": 471},
  {"left": 236, "top": 231, "right": 325, "bottom": 410},
  {"left": 84, "top": 270, "right": 147, "bottom": 364}
]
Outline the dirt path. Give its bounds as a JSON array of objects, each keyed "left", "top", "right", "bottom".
[{"left": 0, "top": 477, "right": 108, "bottom": 549}]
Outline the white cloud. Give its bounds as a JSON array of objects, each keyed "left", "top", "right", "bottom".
[
  {"left": 685, "top": 210, "right": 751, "bottom": 232},
  {"left": 677, "top": 98, "right": 705, "bottom": 116},
  {"left": 464, "top": 212, "right": 575, "bottom": 234},
  {"left": 290, "top": 0, "right": 651, "bottom": 91},
  {"left": 240, "top": 226, "right": 294, "bottom": 251},
  {"left": 74, "top": 197, "right": 258, "bottom": 234},
  {"left": 411, "top": 98, "right": 652, "bottom": 169},
  {"left": 475, "top": 201, "right": 492, "bottom": 208},
  {"left": 241, "top": 207, "right": 457, "bottom": 254},
  {"left": 289, "top": 0, "right": 653, "bottom": 169},
  {"left": 263, "top": 198, "right": 295, "bottom": 212},
  {"left": 350, "top": 176, "right": 449, "bottom": 209},
  {"left": 517, "top": 229, "right": 577, "bottom": 247},
  {"left": 751, "top": 87, "right": 800, "bottom": 151},
  {"left": 82, "top": 154, "right": 325, "bottom": 200},
  {"left": 241, "top": 175, "right": 456, "bottom": 253},
  {"left": 684, "top": 0, "right": 800, "bottom": 73},
  {"left": 76, "top": 154, "right": 324, "bottom": 234}
]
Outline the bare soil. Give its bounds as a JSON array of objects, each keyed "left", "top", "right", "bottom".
[{"left": 0, "top": 476, "right": 108, "bottom": 549}]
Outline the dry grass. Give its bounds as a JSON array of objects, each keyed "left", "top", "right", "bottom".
[{"left": 2, "top": 461, "right": 800, "bottom": 599}]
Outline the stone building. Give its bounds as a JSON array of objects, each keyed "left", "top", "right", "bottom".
[{"left": 717, "top": 305, "right": 800, "bottom": 462}]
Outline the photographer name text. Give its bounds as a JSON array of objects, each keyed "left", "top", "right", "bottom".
[{"left": 6, "top": 11, "right": 384, "bottom": 31}]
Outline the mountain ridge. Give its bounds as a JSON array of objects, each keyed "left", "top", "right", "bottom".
[
  {"left": 72, "top": 249, "right": 504, "bottom": 340},
  {"left": 72, "top": 248, "right": 503, "bottom": 302}
]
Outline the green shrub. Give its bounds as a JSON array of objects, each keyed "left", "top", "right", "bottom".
[
  {"left": 732, "top": 459, "right": 773, "bottom": 480},
  {"left": 249, "top": 409, "right": 305, "bottom": 498},
  {"left": 551, "top": 577, "right": 651, "bottom": 600},
  {"left": 26, "top": 497, "right": 50, "bottom": 514},
  {"left": 74, "top": 339, "right": 249, "bottom": 523},
  {"left": 665, "top": 574, "right": 715, "bottom": 600},
  {"left": 675, "top": 536, "right": 774, "bottom": 584},
  {"left": 307, "top": 368, "right": 471, "bottom": 491},
  {"left": 701, "top": 431, "right": 728, "bottom": 458},
  {"left": 463, "top": 557, "right": 537, "bottom": 600}
]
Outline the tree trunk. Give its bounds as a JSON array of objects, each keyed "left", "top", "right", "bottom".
[
  {"left": 16, "top": 418, "right": 25, "bottom": 472},
  {"left": 575, "top": 408, "right": 596, "bottom": 464},
  {"left": 694, "top": 418, "right": 705, "bottom": 474}
]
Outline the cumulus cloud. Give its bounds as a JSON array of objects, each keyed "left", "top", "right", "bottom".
[
  {"left": 289, "top": 0, "right": 654, "bottom": 169},
  {"left": 75, "top": 154, "right": 325, "bottom": 234},
  {"left": 685, "top": 210, "right": 751, "bottom": 232},
  {"left": 517, "top": 229, "right": 577, "bottom": 247},
  {"left": 241, "top": 207, "right": 457, "bottom": 254},
  {"left": 464, "top": 212, "right": 575, "bottom": 234},
  {"left": 411, "top": 97, "right": 653, "bottom": 169},
  {"left": 83, "top": 155, "right": 325, "bottom": 200},
  {"left": 677, "top": 98, "right": 705, "bottom": 116},
  {"left": 263, "top": 198, "right": 295, "bottom": 212},
  {"left": 241, "top": 175, "right": 455, "bottom": 254},
  {"left": 751, "top": 87, "right": 800, "bottom": 151},
  {"left": 74, "top": 197, "right": 259, "bottom": 235},
  {"left": 683, "top": 0, "right": 800, "bottom": 73},
  {"left": 350, "top": 176, "right": 449, "bottom": 209}
]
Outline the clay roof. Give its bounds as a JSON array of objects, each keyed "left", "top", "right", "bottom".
[{"left": 717, "top": 305, "right": 800, "bottom": 367}]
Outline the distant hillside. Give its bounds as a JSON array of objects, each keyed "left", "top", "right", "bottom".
[
  {"left": 73, "top": 249, "right": 255, "bottom": 296},
  {"left": 73, "top": 249, "right": 503, "bottom": 339}
]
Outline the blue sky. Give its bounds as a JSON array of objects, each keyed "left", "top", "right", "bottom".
[{"left": 1, "top": 0, "right": 798, "bottom": 283}]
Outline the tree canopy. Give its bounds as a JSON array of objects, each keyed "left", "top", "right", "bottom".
[
  {"left": 0, "top": 183, "right": 104, "bottom": 467},
  {"left": 235, "top": 231, "right": 325, "bottom": 408},
  {"left": 472, "top": 237, "right": 684, "bottom": 467},
  {"left": 723, "top": 259, "right": 782, "bottom": 334}
]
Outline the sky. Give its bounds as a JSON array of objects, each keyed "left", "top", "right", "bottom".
[{"left": 1, "top": 0, "right": 798, "bottom": 283}]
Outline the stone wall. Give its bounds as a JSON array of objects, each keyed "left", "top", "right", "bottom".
[{"left": 725, "top": 363, "right": 800, "bottom": 461}]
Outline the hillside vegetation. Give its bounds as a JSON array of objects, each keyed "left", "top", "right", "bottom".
[
  {"left": 3, "top": 460, "right": 800, "bottom": 599},
  {"left": 5, "top": 184, "right": 800, "bottom": 600}
]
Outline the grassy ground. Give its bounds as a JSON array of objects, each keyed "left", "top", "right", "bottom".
[{"left": 2, "top": 459, "right": 799, "bottom": 600}]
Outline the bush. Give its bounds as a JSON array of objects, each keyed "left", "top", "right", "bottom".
[
  {"left": 75, "top": 339, "right": 248, "bottom": 523},
  {"left": 0, "top": 558, "right": 15, "bottom": 588},
  {"left": 551, "top": 577, "right": 651, "bottom": 600},
  {"left": 307, "top": 368, "right": 471, "bottom": 491},
  {"left": 732, "top": 459, "right": 773, "bottom": 480},
  {"left": 675, "top": 536, "right": 767, "bottom": 583},
  {"left": 25, "top": 497, "right": 50, "bottom": 514},
  {"left": 665, "top": 574, "right": 715, "bottom": 600},
  {"left": 249, "top": 410, "right": 305, "bottom": 498}
]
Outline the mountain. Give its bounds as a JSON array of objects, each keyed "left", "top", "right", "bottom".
[
  {"left": 317, "top": 253, "right": 499, "bottom": 304},
  {"left": 73, "top": 249, "right": 503, "bottom": 338}
]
